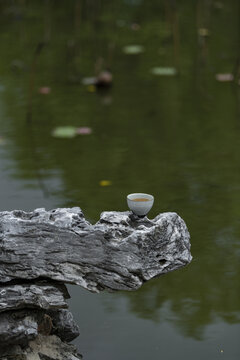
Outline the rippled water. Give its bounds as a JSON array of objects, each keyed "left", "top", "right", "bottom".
[{"left": 0, "top": 1, "right": 240, "bottom": 359}]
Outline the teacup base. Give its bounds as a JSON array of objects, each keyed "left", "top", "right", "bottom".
[{"left": 129, "top": 212, "right": 146, "bottom": 221}]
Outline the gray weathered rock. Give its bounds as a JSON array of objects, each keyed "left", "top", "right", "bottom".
[
  {"left": 0, "top": 307, "right": 79, "bottom": 351},
  {"left": 0, "top": 334, "right": 82, "bottom": 360},
  {"left": 0, "top": 279, "right": 79, "bottom": 352},
  {"left": 47, "top": 309, "right": 80, "bottom": 342},
  {"left": 0, "top": 282, "right": 68, "bottom": 313},
  {"left": 0, "top": 207, "right": 192, "bottom": 358},
  {"left": 0, "top": 310, "right": 41, "bottom": 348},
  {"left": 0, "top": 208, "right": 192, "bottom": 292}
]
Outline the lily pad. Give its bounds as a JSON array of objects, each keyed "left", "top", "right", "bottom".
[
  {"left": 52, "top": 126, "right": 77, "bottom": 139},
  {"left": 215, "top": 73, "right": 234, "bottom": 82},
  {"left": 198, "top": 28, "right": 210, "bottom": 37},
  {"left": 123, "top": 45, "right": 145, "bottom": 55},
  {"left": 82, "top": 77, "right": 97, "bottom": 85},
  {"left": 150, "top": 67, "right": 177, "bottom": 76}
]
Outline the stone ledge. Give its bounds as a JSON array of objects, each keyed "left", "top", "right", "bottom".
[{"left": 0, "top": 208, "right": 192, "bottom": 292}]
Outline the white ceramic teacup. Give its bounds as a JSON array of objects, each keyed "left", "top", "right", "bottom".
[{"left": 127, "top": 193, "right": 154, "bottom": 217}]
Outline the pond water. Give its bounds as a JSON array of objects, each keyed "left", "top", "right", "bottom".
[{"left": 0, "top": 1, "right": 240, "bottom": 359}]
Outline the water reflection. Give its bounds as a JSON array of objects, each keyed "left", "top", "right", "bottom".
[
  {"left": 120, "top": 239, "right": 240, "bottom": 340},
  {"left": 0, "top": 0, "right": 240, "bottom": 354}
]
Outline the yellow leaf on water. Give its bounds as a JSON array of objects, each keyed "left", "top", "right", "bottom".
[
  {"left": 87, "top": 85, "right": 96, "bottom": 93},
  {"left": 198, "top": 28, "right": 209, "bottom": 36},
  {"left": 99, "top": 180, "right": 112, "bottom": 187}
]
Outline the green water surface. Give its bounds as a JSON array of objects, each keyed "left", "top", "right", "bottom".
[{"left": 0, "top": 1, "right": 239, "bottom": 359}]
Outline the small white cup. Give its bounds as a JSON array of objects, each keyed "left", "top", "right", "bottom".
[{"left": 127, "top": 193, "right": 154, "bottom": 217}]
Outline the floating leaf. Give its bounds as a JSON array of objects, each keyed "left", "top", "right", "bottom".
[
  {"left": 215, "top": 73, "right": 234, "bottom": 82},
  {"left": 150, "top": 67, "right": 177, "bottom": 76},
  {"left": 76, "top": 127, "right": 92, "bottom": 135},
  {"left": 123, "top": 45, "right": 144, "bottom": 55},
  {"left": 87, "top": 85, "right": 96, "bottom": 93},
  {"left": 198, "top": 28, "right": 210, "bottom": 37},
  {"left": 131, "top": 23, "right": 140, "bottom": 31},
  {"left": 82, "top": 77, "right": 97, "bottom": 85},
  {"left": 39, "top": 87, "right": 51, "bottom": 95},
  {"left": 52, "top": 126, "right": 77, "bottom": 139},
  {"left": 99, "top": 180, "right": 112, "bottom": 187}
]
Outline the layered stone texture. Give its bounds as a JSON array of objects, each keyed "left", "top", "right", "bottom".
[{"left": 0, "top": 207, "right": 192, "bottom": 358}]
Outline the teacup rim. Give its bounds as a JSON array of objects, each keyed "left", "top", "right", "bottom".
[{"left": 127, "top": 193, "right": 154, "bottom": 201}]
